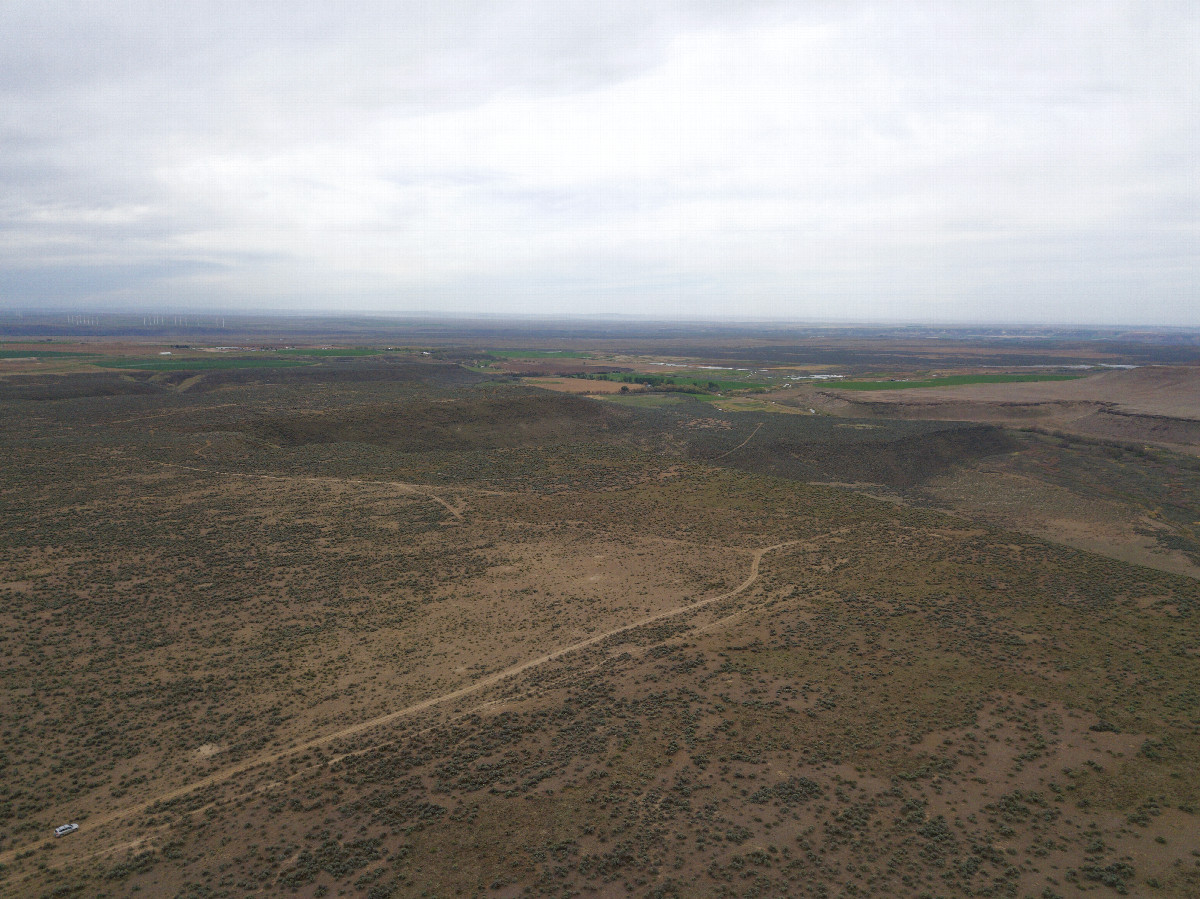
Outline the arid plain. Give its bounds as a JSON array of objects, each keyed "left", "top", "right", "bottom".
[{"left": 2, "top": 326, "right": 1199, "bottom": 898}]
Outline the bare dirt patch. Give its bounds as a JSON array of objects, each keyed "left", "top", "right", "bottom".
[
  {"left": 782, "top": 366, "right": 1200, "bottom": 454},
  {"left": 924, "top": 466, "right": 1200, "bottom": 579}
]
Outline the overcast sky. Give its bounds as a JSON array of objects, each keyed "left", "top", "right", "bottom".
[{"left": 1, "top": 1, "right": 1197, "bottom": 323}]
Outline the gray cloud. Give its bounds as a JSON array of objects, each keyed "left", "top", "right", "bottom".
[{"left": 1, "top": 1, "right": 1197, "bottom": 323}]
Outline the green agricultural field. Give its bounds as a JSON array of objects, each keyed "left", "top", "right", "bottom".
[
  {"left": 0, "top": 349, "right": 99, "bottom": 359},
  {"left": 831, "top": 373, "right": 1085, "bottom": 390},
  {"left": 586, "top": 371, "right": 769, "bottom": 391},
  {"left": 96, "top": 356, "right": 314, "bottom": 371}
]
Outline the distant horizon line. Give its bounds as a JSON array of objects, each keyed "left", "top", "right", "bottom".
[{"left": 2, "top": 307, "right": 1199, "bottom": 332}]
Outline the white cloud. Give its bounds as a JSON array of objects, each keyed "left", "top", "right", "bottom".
[{"left": 0, "top": 1, "right": 1197, "bottom": 323}]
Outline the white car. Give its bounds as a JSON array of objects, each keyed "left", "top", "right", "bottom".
[{"left": 53, "top": 823, "right": 79, "bottom": 838}]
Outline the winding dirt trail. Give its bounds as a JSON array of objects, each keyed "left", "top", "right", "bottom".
[
  {"left": 0, "top": 539, "right": 801, "bottom": 871},
  {"left": 713, "top": 421, "right": 763, "bottom": 460},
  {"left": 97, "top": 403, "right": 241, "bottom": 427},
  {"left": 151, "top": 462, "right": 467, "bottom": 519}
]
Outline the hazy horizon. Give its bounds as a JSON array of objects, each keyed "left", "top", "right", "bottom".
[
  {"left": 2, "top": 2, "right": 1198, "bottom": 325},
  {"left": 6, "top": 307, "right": 1200, "bottom": 338}
]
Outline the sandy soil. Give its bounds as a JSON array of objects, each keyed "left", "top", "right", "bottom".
[
  {"left": 923, "top": 466, "right": 1200, "bottom": 580},
  {"left": 843, "top": 366, "right": 1200, "bottom": 419},
  {"left": 777, "top": 366, "right": 1200, "bottom": 454}
]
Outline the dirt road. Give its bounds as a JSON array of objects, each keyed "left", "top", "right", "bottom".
[
  {"left": 0, "top": 538, "right": 803, "bottom": 871},
  {"left": 713, "top": 421, "right": 763, "bottom": 460},
  {"left": 152, "top": 462, "right": 467, "bottom": 519}
]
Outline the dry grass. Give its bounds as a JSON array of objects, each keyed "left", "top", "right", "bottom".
[{"left": 2, "top": 347, "right": 1198, "bottom": 899}]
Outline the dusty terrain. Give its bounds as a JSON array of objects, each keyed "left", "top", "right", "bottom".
[
  {"left": 776, "top": 366, "right": 1200, "bottom": 456},
  {"left": 1, "top": 337, "right": 1198, "bottom": 899}
]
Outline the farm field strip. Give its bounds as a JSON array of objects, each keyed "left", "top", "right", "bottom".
[
  {"left": 830, "top": 373, "right": 1085, "bottom": 390},
  {"left": 579, "top": 371, "right": 769, "bottom": 391},
  {"left": 95, "top": 357, "right": 314, "bottom": 371},
  {"left": 0, "top": 350, "right": 100, "bottom": 359}
]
